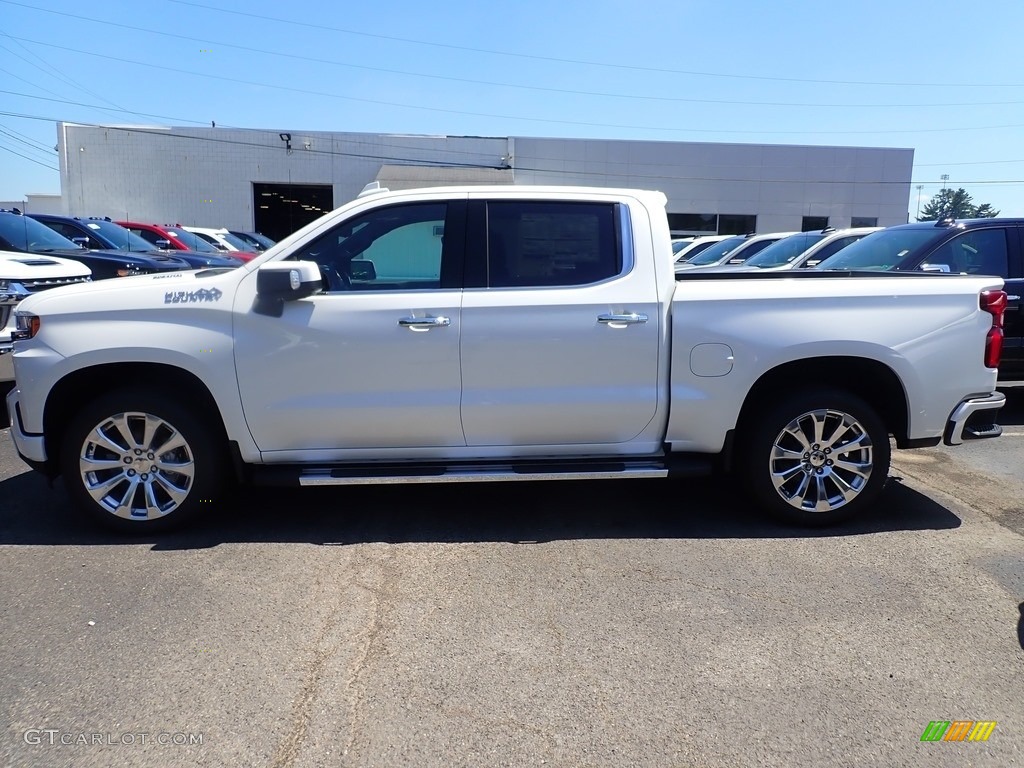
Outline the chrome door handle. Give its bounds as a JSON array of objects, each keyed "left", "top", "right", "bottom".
[
  {"left": 398, "top": 315, "right": 451, "bottom": 330},
  {"left": 597, "top": 312, "right": 648, "bottom": 326}
]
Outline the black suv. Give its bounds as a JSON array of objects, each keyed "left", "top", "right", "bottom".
[
  {"left": 814, "top": 218, "right": 1023, "bottom": 380},
  {"left": 28, "top": 214, "right": 243, "bottom": 270},
  {"left": 0, "top": 209, "right": 192, "bottom": 280}
]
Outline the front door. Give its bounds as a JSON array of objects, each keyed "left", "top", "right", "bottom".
[{"left": 233, "top": 200, "right": 467, "bottom": 455}]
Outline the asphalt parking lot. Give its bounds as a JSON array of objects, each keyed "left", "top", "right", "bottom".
[{"left": 1, "top": 388, "right": 1022, "bottom": 768}]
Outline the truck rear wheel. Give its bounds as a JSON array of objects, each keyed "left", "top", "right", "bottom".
[
  {"left": 60, "top": 390, "right": 225, "bottom": 533},
  {"left": 742, "top": 389, "right": 890, "bottom": 526}
]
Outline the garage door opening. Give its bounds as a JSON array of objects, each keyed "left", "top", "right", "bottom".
[{"left": 253, "top": 183, "right": 334, "bottom": 243}]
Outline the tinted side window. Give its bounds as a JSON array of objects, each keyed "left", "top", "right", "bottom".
[
  {"left": 924, "top": 228, "right": 1009, "bottom": 276},
  {"left": 486, "top": 201, "right": 620, "bottom": 288},
  {"left": 289, "top": 202, "right": 448, "bottom": 292},
  {"left": 132, "top": 228, "right": 162, "bottom": 247},
  {"left": 806, "top": 236, "right": 860, "bottom": 267}
]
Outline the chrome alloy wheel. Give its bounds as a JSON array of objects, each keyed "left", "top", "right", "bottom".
[
  {"left": 78, "top": 411, "right": 195, "bottom": 520},
  {"left": 768, "top": 407, "right": 874, "bottom": 513}
]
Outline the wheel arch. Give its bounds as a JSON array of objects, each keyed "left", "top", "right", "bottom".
[
  {"left": 735, "top": 356, "right": 910, "bottom": 447},
  {"left": 42, "top": 363, "right": 232, "bottom": 477}
]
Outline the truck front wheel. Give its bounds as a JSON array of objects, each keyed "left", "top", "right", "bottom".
[
  {"left": 60, "top": 390, "right": 225, "bottom": 533},
  {"left": 742, "top": 389, "right": 891, "bottom": 526}
]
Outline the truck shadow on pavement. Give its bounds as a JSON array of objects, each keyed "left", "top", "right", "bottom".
[{"left": 0, "top": 471, "right": 960, "bottom": 549}]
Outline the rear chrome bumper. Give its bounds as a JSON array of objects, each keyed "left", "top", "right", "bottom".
[{"left": 944, "top": 392, "right": 1006, "bottom": 446}]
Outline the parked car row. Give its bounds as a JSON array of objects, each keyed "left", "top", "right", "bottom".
[
  {"left": 676, "top": 217, "right": 1024, "bottom": 381},
  {"left": 0, "top": 208, "right": 276, "bottom": 384},
  {"left": 675, "top": 231, "right": 798, "bottom": 272}
]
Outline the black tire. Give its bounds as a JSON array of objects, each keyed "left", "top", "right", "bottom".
[
  {"left": 740, "top": 388, "right": 891, "bottom": 527},
  {"left": 60, "top": 389, "right": 226, "bottom": 533}
]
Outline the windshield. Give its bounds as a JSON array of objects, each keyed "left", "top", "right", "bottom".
[
  {"left": 163, "top": 227, "right": 221, "bottom": 253},
  {"left": 744, "top": 233, "right": 826, "bottom": 268},
  {"left": 0, "top": 212, "right": 81, "bottom": 252},
  {"left": 248, "top": 232, "right": 276, "bottom": 249},
  {"left": 218, "top": 231, "right": 253, "bottom": 251},
  {"left": 814, "top": 228, "right": 939, "bottom": 270},
  {"left": 231, "top": 230, "right": 275, "bottom": 250},
  {"left": 84, "top": 219, "right": 159, "bottom": 251},
  {"left": 685, "top": 236, "right": 746, "bottom": 266}
]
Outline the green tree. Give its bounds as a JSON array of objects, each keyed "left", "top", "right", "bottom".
[{"left": 918, "top": 188, "right": 1000, "bottom": 221}]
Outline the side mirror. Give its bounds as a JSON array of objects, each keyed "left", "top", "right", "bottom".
[
  {"left": 254, "top": 261, "right": 322, "bottom": 316},
  {"left": 920, "top": 263, "right": 951, "bottom": 273},
  {"left": 155, "top": 239, "right": 172, "bottom": 249},
  {"left": 350, "top": 259, "right": 376, "bottom": 281},
  {"left": 71, "top": 237, "right": 89, "bottom": 248}
]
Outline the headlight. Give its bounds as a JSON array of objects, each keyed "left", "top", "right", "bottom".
[{"left": 12, "top": 312, "right": 40, "bottom": 341}]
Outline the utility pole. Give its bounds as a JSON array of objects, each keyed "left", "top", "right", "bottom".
[
  {"left": 940, "top": 174, "right": 950, "bottom": 190},
  {"left": 915, "top": 184, "right": 924, "bottom": 219}
]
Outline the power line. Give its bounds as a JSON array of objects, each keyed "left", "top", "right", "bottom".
[
  {"left": 0, "top": 30, "right": 128, "bottom": 114},
  {"left": 8, "top": 38, "right": 1024, "bottom": 138},
  {"left": 164, "top": 0, "right": 1024, "bottom": 89},
  {"left": 0, "top": 90, "right": 220, "bottom": 126},
  {"left": 0, "top": 121, "right": 52, "bottom": 153},
  {"left": 0, "top": 141, "right": 58, "bottom": 171},
  {"left": 4, "top": 1, "right": 1024, "bottom": 110},
  {"left": 0, "top": 127, "right": 54, "bottom": 160}
]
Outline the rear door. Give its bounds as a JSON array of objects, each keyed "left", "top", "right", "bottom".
[{"left": 458, "top": 197, "right": 661, "bottom": 448}]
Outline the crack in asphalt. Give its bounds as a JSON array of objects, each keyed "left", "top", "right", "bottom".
[
  {"left": 341, "top": 550, "right": 398, "bottom": 764},
  {"left": 270, "top": 561, "right": 354, "bottom": 768}
]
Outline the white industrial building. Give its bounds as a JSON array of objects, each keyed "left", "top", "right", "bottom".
[{"left": 19, "top": 122, "right": 914, "bottom": 242}]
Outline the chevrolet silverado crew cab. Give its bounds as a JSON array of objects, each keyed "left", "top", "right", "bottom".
[{"left": 6, "top": 185, "right": 1007, "bottom": 533}]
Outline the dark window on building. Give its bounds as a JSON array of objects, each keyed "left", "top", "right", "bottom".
[
  {"left": 667, "top": 213, "right": 717, "bottom": 233},
  {"left": 802, "top": 216, "right": 829, "bottom": 232},
  {"left": 851, "top": 216, "right": 878, "bottom": 228},
  {"left": 718, "top": 214, "right": 756, "bottom": 235},
  {"left": 486, "top": 201, "right": 620, "bottom": 288},
  {"left": 253, "top": 182, "right": 334, "bottom": 243}
]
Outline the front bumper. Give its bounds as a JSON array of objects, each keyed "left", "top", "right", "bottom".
[
  {"left": 944, "top": 392, "right": 1006, "bottom": 446},
  {"left": 6, "top": 387, "right": 48, "bottom": 465}
]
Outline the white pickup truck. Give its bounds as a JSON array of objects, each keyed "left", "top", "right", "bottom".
[
  {"left": 1, "top": 250, "right": 91, "bottom": 385},
  {"left": 5, "top": 185, "right": 1007, "bottom": 532}
]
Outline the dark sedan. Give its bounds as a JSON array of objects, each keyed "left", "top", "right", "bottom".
[
  {"left": 29, "top": 214, "right": 244, "bottom": 270},
  {"left": 0, "top": 209, "right": 191, "bottom": 280}
]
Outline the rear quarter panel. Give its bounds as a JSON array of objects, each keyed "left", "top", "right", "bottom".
[{"left": 667, "top": 274, "right": 1003, "bottom": 451}]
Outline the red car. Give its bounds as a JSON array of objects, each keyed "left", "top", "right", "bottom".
[{"left": 117, "top": 222, "right": 258, "bottom": 263}]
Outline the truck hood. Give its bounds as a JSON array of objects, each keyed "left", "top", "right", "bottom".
[
  {"left": 15, "top": 267, "right": 238, "bottom": 315},
  {"left": 45, "top": 247, "right": 192, "bottom": 270},
  {"left": 0, "top": 249, "right": 92, "bottom": 280}
]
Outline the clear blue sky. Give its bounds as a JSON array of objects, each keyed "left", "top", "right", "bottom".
[{"left": 2, "top": 0, "right": 1023, "bottom": 217}]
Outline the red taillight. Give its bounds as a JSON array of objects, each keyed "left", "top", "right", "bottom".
[{"left": 980, "top": 289, "right": 1006, "bottom": 369}]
